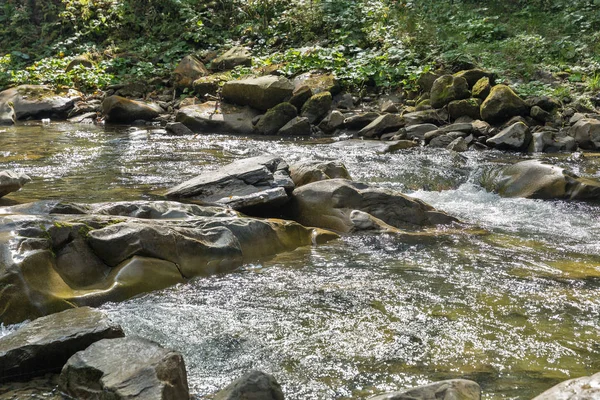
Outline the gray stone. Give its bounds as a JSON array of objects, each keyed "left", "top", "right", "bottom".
[
  {"left": 530, "top": 105, "right": 552, "bottom": 123},
  {"left": 369, "top": 379, "right": 480, "bottom": 400},
  {"left": 301, "top": 91, "right": 333, "bottom": 124},
  {"left": 334, "top": 93, "right": 355, "bottom": 110},
  {"left": 292, "top": 72, "right": 340, "bottom": 95},
  {"left": 278, "top": 117, "right": 312, "bottom": 136},
  {"left": 176, "top": 101, "right": 259, "bottom": 135},
  {"left": 430, "top": 75, "right": 470, "bottom": 108},
  {"left": 447, "top": 137, "right": 468, "bottom": 152},
  {"left": 428, "top": 134, "right": 454, "bottom": 148},
  {"left": 59, "top": 336, "right": 189, "bottom": 400},
  {"left": 211, "top": 46, "right": 252, "bottom": 71},
  {"left": 0, "top": 85, "right": 82, "bottom": 124},
  {"left": 214, "top": 370, "right": 284, "bottom": 400},
  {"left": 0, "top": 170, "right": 31, "bottom": 197},
  {"left": 403, "top": 123, "right": 439, "bottom": 140},
  {"left": 256, "top": 102, "right": 297, "bottom": 135},
  {"left": 173, "top": 55, "right": 209, "bottom": 89},
  {"left": 486, "top": 122, "right": 531, "bottom": 151},
  {"left": 102, "top": 96, "right": 161, "bottom": 124},
  {"left": 289, "top": 86, "right": 312, "bottom": 110},
  {"left": 289, "top": 160, "right": 351, "bottom": 187},
  {"left": 448, "top": 98, "right": 481, "bottom": 120},
  {"left": 358, "top": 114, "right": 405, "bottom": 138},
  {"left": 318, "top": 110, "right": 345, "bottom": 133},
  {"left": 330, "top": 139, "right": 418, "bottom": 154},
  {"left": 165, "top": 122, "right": 194, "bottom": 136},
  {"left": 0, "top": 307, "right": 124, "bottom": 383},
  {"left": 454, "top": 69, "right": 495, "bottom": 88},
  {"left": 404, "top": 109, "right": 448, "bottom": 126},
  {"left": 222, "top": 76, "right": 293, "bottom": 111},
  {"left": 343, "top": 112, "right": 380, "bottom": 129},
  {"left": 531, "top": 371, "right": 600, "bottom": 400},
  {"left": 529, "top": 131, "right": 555, "bottom": 153},
  {"left": 570, "top": 118, "right": 600, "bottom": 149}
]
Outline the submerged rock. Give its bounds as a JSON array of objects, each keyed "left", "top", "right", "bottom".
[
  {"left": 0, "top": 307, "right": 124, "bottom": 383},
  {"left": 289, "top": 179, "right": 458, "bottom": 233},
  {"left": 0, "top": 170, "right": 31, "bottom": 197},
  {"left": 482, "top": 160, "right": 600, "bottom": 200},
  {"left": 213, "top": 370, "right": 284, "bottom": 400},
  {"left": 101, "top": 95, "right": 161, "bottom": 124},
  {"left": 369, "top": 379, "right": 481, "bottom": 400},
  {"left": 59, "top": 336, "right": 189, "bottom": 400},
  {"left": 176, "top": 101, "right": 259, "bottom": 134},
  {"left": 222, "top": 76, "right": 294, "bottom": 111},
  {"left": 531, "top": 371, "right": 600, "bottom": 400},
  {"left": 0, "top": 85, "right": 81, "bottom": 124}
]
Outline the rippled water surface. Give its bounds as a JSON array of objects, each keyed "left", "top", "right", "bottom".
[{"left": 2, "top": 122, "right": 600, "bottom": 399}]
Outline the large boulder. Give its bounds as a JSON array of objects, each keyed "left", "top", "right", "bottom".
[
  {"left": 0, "top": 200, "right": 337, "bottom": 324},
  {"left": 210, "top": 46, "right": 252, "bottom": 71},
  {"left": 176, "top": 101, "right": 259, "bottom": 135},
  {"left": 454, "top": 69, "right": 495, "bottom": 88},
  {"left": 430, "top": 75, "right": 470, "bottom": 108},
  {"left": 0, "top": 307, "right": 124, "bottom": 383},
  {"left": 222, "top": 76, "right": 294, "bottom": 111},
  {"left": 482, "top": 160, "right": 600, "bottom": 200},
  {"left": 486, "top": 122, "right": 531, "bottom": 151},
  {"left": 529, "top": 131, "right": 577, "bottom": 153},
  {"left": 289, "top": 179, "right": 458, "bottom": 233},
  {"left": 213, "top": 370, "right": 284, "bottom": 400},
  {"left": 289, "top": 160, "right": 352, "bottom": 187},
  {"left": 292, "top": 72, "right": 341, "bottom": 95},
  {"left": 256, "top": 102, "right": 297, "bottom": 135},
  {"left": 0, "top": 85, "right": 82, "bottom": 124},
  {"left": 173, "top": 55, "right": 209, "bottom": 90},
  {"left": 369, "top": 379, "right": 480, "bottom": 400},
  {"left": 570, "top": 118, "right": 600, "bottom": 149},
  {"left": 301, "top": 91, "right": 333, "bottom": 124},
  {"left": 480, "top": 85, "right": 529, "bottom": 123},
  {"left": 531, "top": 372, "right": 600, "bottom": 400},
  {"left": 59, "top": 336, "right": 189, "bottom": 400},
  {"left": 192, "top": 73, "right": 229, "bottom": 98},
  {"left": 448, "top": 98, "right": 482, "bottom": 120},
  {"left": 101, "top": 96, "right": 161, "bottom": 124},
  {"left": 166, "top": 155, "right": 295, "bottom": 214},
  {"left": 0, "top": 170, "right": 31, "bottom": 197}
]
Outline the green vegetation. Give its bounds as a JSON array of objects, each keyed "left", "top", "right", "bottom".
[{"left": 1, "top": 0, "right": 599, "bottom": 96}]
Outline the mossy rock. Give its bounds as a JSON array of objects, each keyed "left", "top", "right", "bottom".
[
  {"left": 448, "top": 98, "right": 482, "bottom": 120},
  {"left": 430, "top": 75, "right": 470, "bottom": 109},
  {"left": 301, "top": 91, "right": 333, "bottom": 124},
  {"left": 256, "top": 102, "right": 298, "bottom": 135},
  {"left": 480, "top": 85, "right": 529, "bottom": 123},
  {"left": 454, "top": 69, "right": 495, "bottom": 88},
  {"left": 192, "top": 73, "right": 229, "bottom": 98},
  {"left": 472, "top": 77, "right": 491, "bottom": 100},
  {"left": 173, "top": 55, "right": 209, "bottom": 90}
]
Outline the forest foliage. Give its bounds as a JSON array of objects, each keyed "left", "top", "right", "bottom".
[{"left": 1, "top": 0, "right": 599, "bottom": 95}]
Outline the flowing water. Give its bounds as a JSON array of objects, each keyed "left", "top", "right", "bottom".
[{"left": 1, "top": 122, "right": 600, "bottom": 399}]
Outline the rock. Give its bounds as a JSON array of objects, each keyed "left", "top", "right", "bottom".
[
  {"left": 529, "top": 131, "right": 555, "bottom": 153},
  {"left": 210, "top": 46, "right": 252, "bottom": 71},
  {"left": 447, "top": 136, "right": 468, "bottom": 152},
  {"left": 428, "top": 134, "right": 454, "bottom": 148},
  {"left": 277, "top": 116, "right": 312, "bottom": 136},
  {"left": 301, "top": 91, "right": 333, "bottom": 124},
  {"left": 65, "top": 56, "right": 94, "bottom": 73},
  {"left": 404, "top": 109, "right": 448, "bottom": 126},
  {"left": 343, "top": 112, "right": 380, "bottom": 129},
  {"left": 288, "top": 86, "right": 313, "bottom": 110},
  {"left": 402, "top": 123, "right": 439, "bottom": 140},
  {"left": 0, "top": 85, "right": 82, "bottom": 124},
  {"left": 330, "top": 139, "right": 418, "bottom": 154},
  {"left": 430, "top": 75, "right": 470, "bottom": 108},
  {"left": 292, "top": 72, "right": 340, "bottom": 95},
  {"left": 0, "top": 307, "right": 124, "bottom": 383},
  {"left": 358, "top": 114, "right": 405, "bottom": 138},
  {"left": 193, "top": 73, "right": 229, "bottom": 98},
  {"left": 166, "top": 155, "right": 294, "bottom": 213},
  {"left": 222, "top": 76, "right": 294, "bottom": 111},
  {"left": 472, "top": 77, "right": 491, "bottom": 100},
  {"left": 486, "top": 122, "right": 531, "bottom": 151},
  {"left": 256, "top": 102, "right": 297, "bottom": 135},
  {"left": 482, "top": 160, "right": 600, "bottom": 200},
  {"left": 480, "top": 84, "right": 529, "bottom": 123},
  {"left": 418, "top": 71, "right": 443, "bottom": 93},
  {"left": 175, "top": 101, "right": 259, "bottom": 135},
  {"left": 101, "top": 96, "right": 161, "bottom": 124},
  {"left": 289, "top": 160, "right": 351, "bottom": 187},
  {"left": 530, "top": 105, "right": 553, "bottom": 123},
  {"left": 569, "top": 118, "right": 600, "bottom": 149},
  {"left": 59, "top": 336, "right": 189, "bottom": 400},
  {"left": 472, "top": 120, "right": 493, "bottom": 137},
  {"left": 165, "top": 122, "right": 194, "bottom": 136},
  {"left": 114, "top": 82, "right": 148, "bottom": 98},
  {"left": 213, "top": 370, "right": 284, "bottom": 400},
  {"left": 0, "top": 170, "right": 31, "bottom": 197},
  {"left": 369, "top": 379, "right": 480, "bottom": 400},
  {"left": 289, "top": 179, "right": 458, "bottom": 233},
  {"left": 448, "top": 98, "right": 482, "bottom": 120},
  {"left": 334, "top": 92, "right": 355, "bottom": 110},
  {"left": 526, "top": 96, "right": 561, "bottom": 112},
  {"left": 318, "top": 110, "right": 345, "bottom": 133},
  {"left": 380, "top": 100, "right": 398, "bottom": 113},
  {"left": 173, "top": 55, "right": 209, "bottom": 89},
  {"left": 531, "top": 371, "right": 600, "bottom": 400},
  {"left": 454, "top": 69, "right": 495, "bottom": 88}
]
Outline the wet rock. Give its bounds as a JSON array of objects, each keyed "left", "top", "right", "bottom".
[
  {"left": 486, "top": 122, "right": 531, "bottom": 151},
  {"left": 449, "top": 98, "right": 482, "bottom": 120},
  {"left": 318, "top": 110, "right": 345, "bottom": 133},
  {"left": 358, "top": 114, "right": 405, "bottom": 138},
  {"left": 59, "top": 336, "right": 189, "bottom": 400},
  {"left": 369, "top": 379, "right": 481, "bottom": 400},
  {"left": 102, "top": 96, "right": 161, "bottom": 124},
  {"left": 256, "top": 102, "right": 297, "bottom": 135},
  {"left": 176, "top": 101, "right": 259, "bottom": 134},
  {"left": 214, "top": 370, "right": 283, "bottom": 400},
  {"left": 289, "top": 179, "right": 458, "bottom": 233},
  {"left": 0, "top": 85, "right": 82, "bottom": 124},
  {"left": 570, "top": 118, "right": 600, "bottom": 149},
  {"left": 210, "top": 46, "right": 252, "bottom": 71},
  {"left": 55, "top": 238, "right": 111, "bottom": 287},
  {"left": 531, "top": 371, "right": 600, "bottom": 400},
  {"left": 344, "top": 112, "right": 380, "bottom": 129},
  {"left": 173, "top": 55, "right": 209, "bottom": 90},
  {"left": 166, "top": 155, "right": 294, "bottom": 212},
  {"left": 330, "top": 139, "right": 418, "bottom": 154},
  {"left": 0, "top": 170, "right": 31, "bottom": 197},
  {"left": 165, "top": 122, "right": 194, "bottom": 136},
  {"left": 277, "top": 116, "right": 312, "bottom": 136},
  {"left": 480, "top": 84, "right": 529, "bottom": 123},
  {"left": 482, "top": 160, "right": 600, "bottom": 200},
  {"left": 289, "top": 160, "right": 351, "bottom": 187},
  {"left": 447, "top": 136, "right": 469, "bottom": 152},
  {"left": 0, "top": 307, "right": 124, "bottom": 383},
  {"left": 301, "top": 91, "right": 333, "bottom": 124},
  {"left": 402, "top": 123, "right": 438, "bottom": 140},
  {"left": 292, "top": 72, "right": 340, "bottom": 95},
  {"left": 222, "top": 76, "right": 294, "bottom": 111},
  {"left": 430, "top": 75, "right": 470, "bottom": 108}
]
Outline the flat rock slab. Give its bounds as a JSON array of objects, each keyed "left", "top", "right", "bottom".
[
  {"left": 0, "top": 85, "right": 82, "bottom": 124},
  {"left": 59, "top": 336, "right": 189, "bottom": 400},
  {"left": 0, "top": 307, "right": 124, "bottom": 383},
  {"left": 531, "top": 372, "right": 600, "bottom": 400},
  {"left": 0, "top": 170, "right": 31, "bottom": 197},
  {"left": 369, "top": 379, "right": 481, "bottom": 400},
  {"left": 166, "top": 155, "right": 295, "bottom": 213},
  {"left": 330, "top": 139, "right": 418, "bottom": 154},
  {"left": 222, "top": 76, "right": 293, "bottom": 111}
]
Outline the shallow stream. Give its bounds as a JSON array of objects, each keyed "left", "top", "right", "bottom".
[{"left": 1, "top": 122, "right": 600, "bottom": 399}]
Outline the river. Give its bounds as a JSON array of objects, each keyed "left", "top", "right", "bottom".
[{"left": 1, "top": 122, "right": 599, "bottom": 399}]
